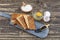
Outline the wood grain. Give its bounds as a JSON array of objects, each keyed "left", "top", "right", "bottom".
[{"left": 0, "top": 0, "right": 60, "bottom": 40}]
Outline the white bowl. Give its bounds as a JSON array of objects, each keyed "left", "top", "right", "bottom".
[
  {"left": 44, "top": 11, "right": 51, "bottom": 17},
  {"left": 43, "top": 16, "right": 50, "bottom": 22},
  {"left": 21, "top": 5, "right": 33, "bottom": 12}
]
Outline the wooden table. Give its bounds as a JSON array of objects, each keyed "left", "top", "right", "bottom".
[{"left": 0, "top": 0, "right": 60, "bottom": 40}]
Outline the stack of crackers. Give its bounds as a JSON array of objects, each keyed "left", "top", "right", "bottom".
[{"left": 11, "top": 13, "right": 36, "bottom": 30}]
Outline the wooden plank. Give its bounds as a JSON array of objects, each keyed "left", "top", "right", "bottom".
[
  {"left": 0, "top": 0, "right": 22, "bottom": 3},
  {"left": 0, "top": 37, "right": 60, "bottom": 40},
  {"left": 0, "top": 33, "right": 60, "bottom": 38},
  {"left": 0, "top": 8, "right": 18, "bottom": 12}
]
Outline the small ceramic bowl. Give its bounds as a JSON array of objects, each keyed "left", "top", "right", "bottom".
[
  {"left": 32, "top": 11, "right": 43, "bottom": 21},
  {"left": 44, "top": 11, "right": 51, "bottom": 17},
  {"left": 43, "top": 16, "right": 50, "bottom": 22},
  {"left": 21, "top": 4, "right": 33, "bottom": 12}
]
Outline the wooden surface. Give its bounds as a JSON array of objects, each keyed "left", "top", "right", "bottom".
[{"left": 0, "top": 0, "right": 60, "bottom": 40}]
